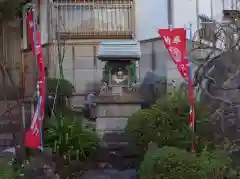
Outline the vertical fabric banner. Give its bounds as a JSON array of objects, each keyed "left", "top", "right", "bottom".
[
  {"left": 24, "top": 8, "right": 45, "bottom": 149},
  {"left": 158, "top": 28, "right": 195, "bottom": 150},
  {"left": 158, "top": 28, "right": 190, "bottom": 82}
]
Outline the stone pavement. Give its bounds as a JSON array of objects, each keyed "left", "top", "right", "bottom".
[
  {"left": 79, "top": 169, "right": 138, "bottom": 179},
  {"left": 78, "top": 132, "right": 140, "bottom": 179}
]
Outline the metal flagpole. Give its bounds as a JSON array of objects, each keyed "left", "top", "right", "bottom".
[
  {"left": 189, "top": 24, "right": 195, "bottom": 152},
  {"left": 184, "top": 23, "right": 195, "bottom": 152}
]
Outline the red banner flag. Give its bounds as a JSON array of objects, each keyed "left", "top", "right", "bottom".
[
  {"left": 24, "top": 9, "right": 45, "bottom": 149},
  {"left": 158, "top": 28, "right": 195, "bottom": 140},
  {"left": 158, "top": 28, "right": 191, "bottom": 83}
]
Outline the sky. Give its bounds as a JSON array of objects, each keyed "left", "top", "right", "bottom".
[
  {"left": 135, "top": 0, "right": 168, "bottom": 40},
  {"left": 135, "top": 0, "right": 234, "bottom": 41}
]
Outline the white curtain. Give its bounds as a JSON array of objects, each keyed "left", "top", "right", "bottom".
[{"left": 57, "top": 4, "right": 130, "bottom": 32}]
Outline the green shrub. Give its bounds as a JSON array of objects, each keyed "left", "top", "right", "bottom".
[
  {"left": 126, "top": 90, "right": 213, "bottom": 154},
  {"left": 44, "top": 111, "right": 100, "bottom": 161},
  {"left": 0, "top": 161, "right": 15, "bottom": 179},
  {"left": 140, "top": 146, "right": 234, "bottom": 179},
  {"left": 46, "top": 78, "right": 75, "bottom": 98},
  {"left": 45, "top": 78, "right": 75, "bottom": 108},
  {"left": 45, "top": 78, "right": 75, "bottom": 117}
]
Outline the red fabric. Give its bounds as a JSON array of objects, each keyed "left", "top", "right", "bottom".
[
  {"left": 158, "top": 28, "right": 195, "bottom": 150},
  {"left": 24, "top": 122, "right": 41, "bottom": 148},
  {"left": 24, "top": 9, "right": 45, "bottom": 149},
  {"left": 158, "top": 28, "right": 190, "bottom": 83}
]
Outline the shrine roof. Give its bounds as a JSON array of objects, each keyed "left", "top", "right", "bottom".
[{"left": 97, "top": 40, "right": 141, "bottom": 61}]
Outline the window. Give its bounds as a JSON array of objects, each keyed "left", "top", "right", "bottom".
[
  {"left": 55, "top": 3, "right": 132, "bottom": 33},
  {"left": 94, "top": 6, "right": 131, "bottom": 31},
  {"left": 57, "top": 4, "right": 93, "bottom": 32}
]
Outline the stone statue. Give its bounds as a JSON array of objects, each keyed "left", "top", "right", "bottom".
[{"left": 111, "top": 68, "right": 128, "bottom": 85}]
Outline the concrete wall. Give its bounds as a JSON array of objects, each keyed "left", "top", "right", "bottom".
[
  {"left": 140, "top": 38, "right": 168, "bottom": 81},
  {"left": 96, "top": 103, "right": 141, "bottom": 133},
  {"left": 96, "top": 104, "right": 141, "bottom": 117},
  {"left": 139, "top": 38, "right": 184, "bottom": 87}
]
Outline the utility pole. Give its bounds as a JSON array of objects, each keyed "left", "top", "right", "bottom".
[
  {"left": 222, "top": 0, "right": 225, "bottom": 11},
  {"left": 167, "top": 0, "right": 173, "bottom": 28},
  {"left": 231, "top": 0, "right": 234, "bottom": 9},
  {"left": 196, "top": 0, "right": 200, "bottom": 30},
  {"left": 210, "top": 0, "right": 213, "bottom": 19}
]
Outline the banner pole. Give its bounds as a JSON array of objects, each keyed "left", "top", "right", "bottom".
[{"left": 189, "top": 23, "right": 196, "bottom": 152}]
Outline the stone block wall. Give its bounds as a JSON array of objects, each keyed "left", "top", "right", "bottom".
[{"left": 95, "top": 103, "right": 141, "bottom": 135}]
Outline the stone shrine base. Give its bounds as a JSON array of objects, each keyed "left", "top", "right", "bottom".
[{"left": 93, "top": 98, "right": 142, "bottom": 135}]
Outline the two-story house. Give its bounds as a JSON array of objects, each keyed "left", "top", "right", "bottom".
[{"left": 22, "top": 0, "right": 135, "bottom": 97}]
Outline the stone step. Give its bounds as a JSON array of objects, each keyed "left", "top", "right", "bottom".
[
  {"left": 101, "top": 141, "right": 128, "bottom": 150},
  {"left": 98, "top": 145, "right": 140, "bottom": 158},
  {"left": 0, "top": 133, "right": 15, "bottom": 151},
  {"left": 0, "top": 133, "right": 13, "bottom": 140},
  {"left": 0, "top": 121, "right": 19, "bottom": 134},
  {"left": 96, "top": 145, "right": 140, "bottom": 170},
  {"left": 103, "top": 132, "right": 128, "bottom": 143},
  {"left": 0, "top": 120, "right": 18, "bottom": 151}
]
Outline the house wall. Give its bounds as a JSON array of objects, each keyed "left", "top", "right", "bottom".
[
  {"left": 52, "top": 38, "right": 185, "bottom": 96},
  {"left": 0, "top": 18, "right": 22, "bottom": 100},
  {"left": 45, "top": 39, "right": 104, "bottom": 107},
  {"left": 46, "top": 0, "right": 136, "bottom": 95},
  {"left": 22, "top": 0, "right": 137, "bottom": 101},
  {"left": 51, "top": 39, "right": 105, "bottom": 94},
  {"left": 40, "top": 0, "right": 48, "bottom": 44},
  {"left": 22, "top": 44, "right": 49, "bottom": 97}
]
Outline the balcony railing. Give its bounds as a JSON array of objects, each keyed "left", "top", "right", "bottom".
[{"left": 53, "top": 0, "right": 134, "bottom": 38}]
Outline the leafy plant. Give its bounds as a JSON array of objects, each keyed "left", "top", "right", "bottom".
[
  {"left": 46, "top": 78, "right": 75, "bottom": 99},
  {"left": 140, "top": 146, "right": 234, "bottom": 179},
  {"left": 126, "top": 90, "right": 213, "bottom": 155},
  {"left": 44, "top": 111, "right": 100, "bottom": 161},
  {"left": 0, "top": 162, "right": 15, "bottom": 178},
  {"left": 0, "top": 157, "right": 21, "bottom": 179},
  {"left": 45, "top": 78, "right": 75, "bottom": 117}
]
